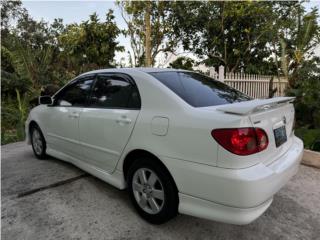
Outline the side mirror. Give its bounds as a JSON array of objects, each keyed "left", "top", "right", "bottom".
[{"left": 39, "top": 96, "right": 53, "bottom": 105}]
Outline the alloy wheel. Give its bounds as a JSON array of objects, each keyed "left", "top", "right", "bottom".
[
  {"left": 132, "top": 168, "right": 165, "bottom": 214},
  {"left": 32, "top": 129, "right": 43, "bottom": 155}
]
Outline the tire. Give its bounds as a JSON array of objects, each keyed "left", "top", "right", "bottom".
[
  {"left": 127, "top": 157, "right": 178, "bottom": 224},
  {"left": 30, "top": 125, "right": 47, "bottom": 159}
]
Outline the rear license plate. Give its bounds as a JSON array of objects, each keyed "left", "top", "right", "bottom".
[{"left": 274, "top": 125, "right": 287, "bottom": 147}]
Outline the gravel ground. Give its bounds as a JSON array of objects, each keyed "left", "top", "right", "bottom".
[{"left": 1, "top": 142, "right": 320, "bottom": 240}]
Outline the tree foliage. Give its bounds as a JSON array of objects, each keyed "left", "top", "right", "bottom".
[
  {"left": 287, "top": 57, "right": 320, "bottom": 129},
  {"left": 169, "top": 57, "right": 195, "bottom": 70},
  {"left": 117, "top": 0, "right": 177, "bottom": 66},
  {"left": 1, "top": 0, "right": 319, "bottom": 145},
  {"left": 59, "top": 11, "right": 123, "bottom": 73},
  {"left": 168, "top": 1, "right": 275, "bottom": 72},
  {"left": 168, "top": 1, "right": 320, "bottom": 75},
  {"left": 279, "top": 6, "right": 320, "bottom": 87},
  {"left": 1, "top": 1, "right": 123, "bottom": 144}
]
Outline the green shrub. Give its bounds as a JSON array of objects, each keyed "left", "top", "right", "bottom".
[
  {"left": 295, "top": 127, "right": 320, "bottom": 151},
  {"left": 286, "top": 57, "right": 320, "bottom": 129},
  {"left": 1, "top": 89, "right": 30, "bottom": 145}
]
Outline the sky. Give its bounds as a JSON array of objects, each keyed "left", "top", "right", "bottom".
[{"left": 22, "top": 0, "right": 320, "bottom": 65}]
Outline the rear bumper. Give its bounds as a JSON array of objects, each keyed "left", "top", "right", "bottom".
[
  {"left": 179, "top": 193, "right": 273, "bottom": 225},
  {"left": 161, "top": 136, "right": 303, "bottom": 224}
]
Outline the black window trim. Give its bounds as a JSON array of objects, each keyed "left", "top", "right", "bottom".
[
  {"left": 51, "top": 74, "right": 97, "bottom": 107},
  {"left": 87, "top": 73, "right": 141, "bottom": 110},
  {"left": 50, "top": 72, "right": 141, "bottom": 110}
]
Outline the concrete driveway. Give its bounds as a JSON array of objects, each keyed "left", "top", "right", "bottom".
[{"left": 2, "top": 142, "right": 320, "bottom": 240}]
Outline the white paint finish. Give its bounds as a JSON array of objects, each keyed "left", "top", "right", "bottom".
[
  {"left": 215, "top": 104, "right": 296, "bottom": 169},
  {"left": 178, "top": 193, "right": 273, "bottom": 225},
  {"left": 216, "top": 97, "right": 295, "bottom": 115},
  {"left": 249, "top": 103, "right": 295, "bottom": 166},
  {"left": 26, "top": 68, "right": 304, "bottom": 225},
  {"left": 78, "top": 108, "right": 139, "bottom": 172},
  {"left": 161, "top": 137, "right": 303, "bottom": 209},
  {"left": 46, "top": 147, "right": 126, "bottom": 189},
  {"left": 151, "top": 117, "right": 169, "bottom": 136},
  {"left": 44, "top": 106, "right": 83, "bottom": 160}
]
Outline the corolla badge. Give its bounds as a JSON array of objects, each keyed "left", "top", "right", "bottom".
[{"left": 283, "top": 116, "right": 287, "bottom": 124}]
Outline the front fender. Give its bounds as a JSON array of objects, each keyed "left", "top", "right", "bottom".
[{"left": 25, "top": 105, "right": 47, "bottom": 144}]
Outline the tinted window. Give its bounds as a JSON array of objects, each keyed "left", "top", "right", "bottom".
[
  {"left": 150, "top": 71, "right": 251, "bottom": 107},
  {"left": 89, "top": 75, "right": 140, "bottom": 109},
  {"left": 149, "top": 72, "right": 185, "bottom": 98},
  {"left": 56, "top": 77, "right": 94, "bottom": 106}
]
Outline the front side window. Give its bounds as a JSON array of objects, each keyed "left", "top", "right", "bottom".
[
  {"left": 89, "top": 74, "right": 140, "bottom": 109},
  {"left": 55, "top": 76, "right": 94, "bottom": 107},
  {"left": 150, "top": 71, "right": 251, "bottom": 107}
]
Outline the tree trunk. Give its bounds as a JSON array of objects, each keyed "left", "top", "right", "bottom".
[
  {"left": 145, "top": 1, "right": 152, "bottom": 67},
  {"left": 268, "top": 76, "right": 277, "bottom": 98}
]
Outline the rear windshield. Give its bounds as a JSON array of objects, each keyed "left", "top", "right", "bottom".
[{"left": 149, "top": 71, "right": 251, "bottom": 107}]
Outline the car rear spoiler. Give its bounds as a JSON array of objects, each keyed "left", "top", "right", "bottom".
[{"left": 217, "top": 97, "right": 295, "bottom": 115}]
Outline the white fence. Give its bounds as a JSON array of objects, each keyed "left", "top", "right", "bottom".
[{"left": 209, "top": 66, "right": 288, "bottom": 99}]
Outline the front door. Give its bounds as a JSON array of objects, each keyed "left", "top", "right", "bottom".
[
  {"left": 46, "top": 76, "right": 95, "bottom": 159},
  {"left": 79, "top": 73, "right": 141, "bottom": 172}
]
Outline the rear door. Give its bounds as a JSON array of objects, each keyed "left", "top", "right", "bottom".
[{"left": 79, "top": 73, "right": 141, "bottom": 172}]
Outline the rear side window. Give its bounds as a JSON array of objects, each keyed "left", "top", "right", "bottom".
[
  {"left": 89, "top": 74, "right": 140, "bottom": 109},
  {"left": 149, "top": 71, "right": 251, "bottom": 107}
]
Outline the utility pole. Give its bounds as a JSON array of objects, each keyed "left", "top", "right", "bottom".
[{"left": 145, "top": 0, "right": 152, "bottom": 67}]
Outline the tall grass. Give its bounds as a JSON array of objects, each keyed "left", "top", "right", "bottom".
[{"left": 1, "top": 89, "right": 30, "bottom": 145}]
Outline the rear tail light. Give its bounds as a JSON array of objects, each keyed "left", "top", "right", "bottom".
[{"left": 211, "top": 128, "right": 268, "bottom": 155}]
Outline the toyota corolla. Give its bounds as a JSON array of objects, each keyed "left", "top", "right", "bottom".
[{"left": 26, "top": 68, "right": 303, "bottom": 224}]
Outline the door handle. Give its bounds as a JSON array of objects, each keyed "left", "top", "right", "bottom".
[
  {"left": 116, "top": 116, "right": 132, "bottom": 125},
  {"left": 68, "top": 112, "right": 80, "bottom": 118}
]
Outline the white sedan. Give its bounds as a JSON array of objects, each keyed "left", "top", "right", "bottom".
[{"left": 26, "top": 68, "right": 303, "bottom": 224}]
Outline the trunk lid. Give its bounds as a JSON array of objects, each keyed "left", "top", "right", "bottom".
[{"left": 217, "top": 97, "right": 295, "bottom": 166}]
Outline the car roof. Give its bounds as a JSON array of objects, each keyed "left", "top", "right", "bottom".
[
  {"left": 79, "top": 67, "right": 189, "bottom": 76},
  {"left": 131, "top": 68, "right": 188, "bottom": 73}
]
